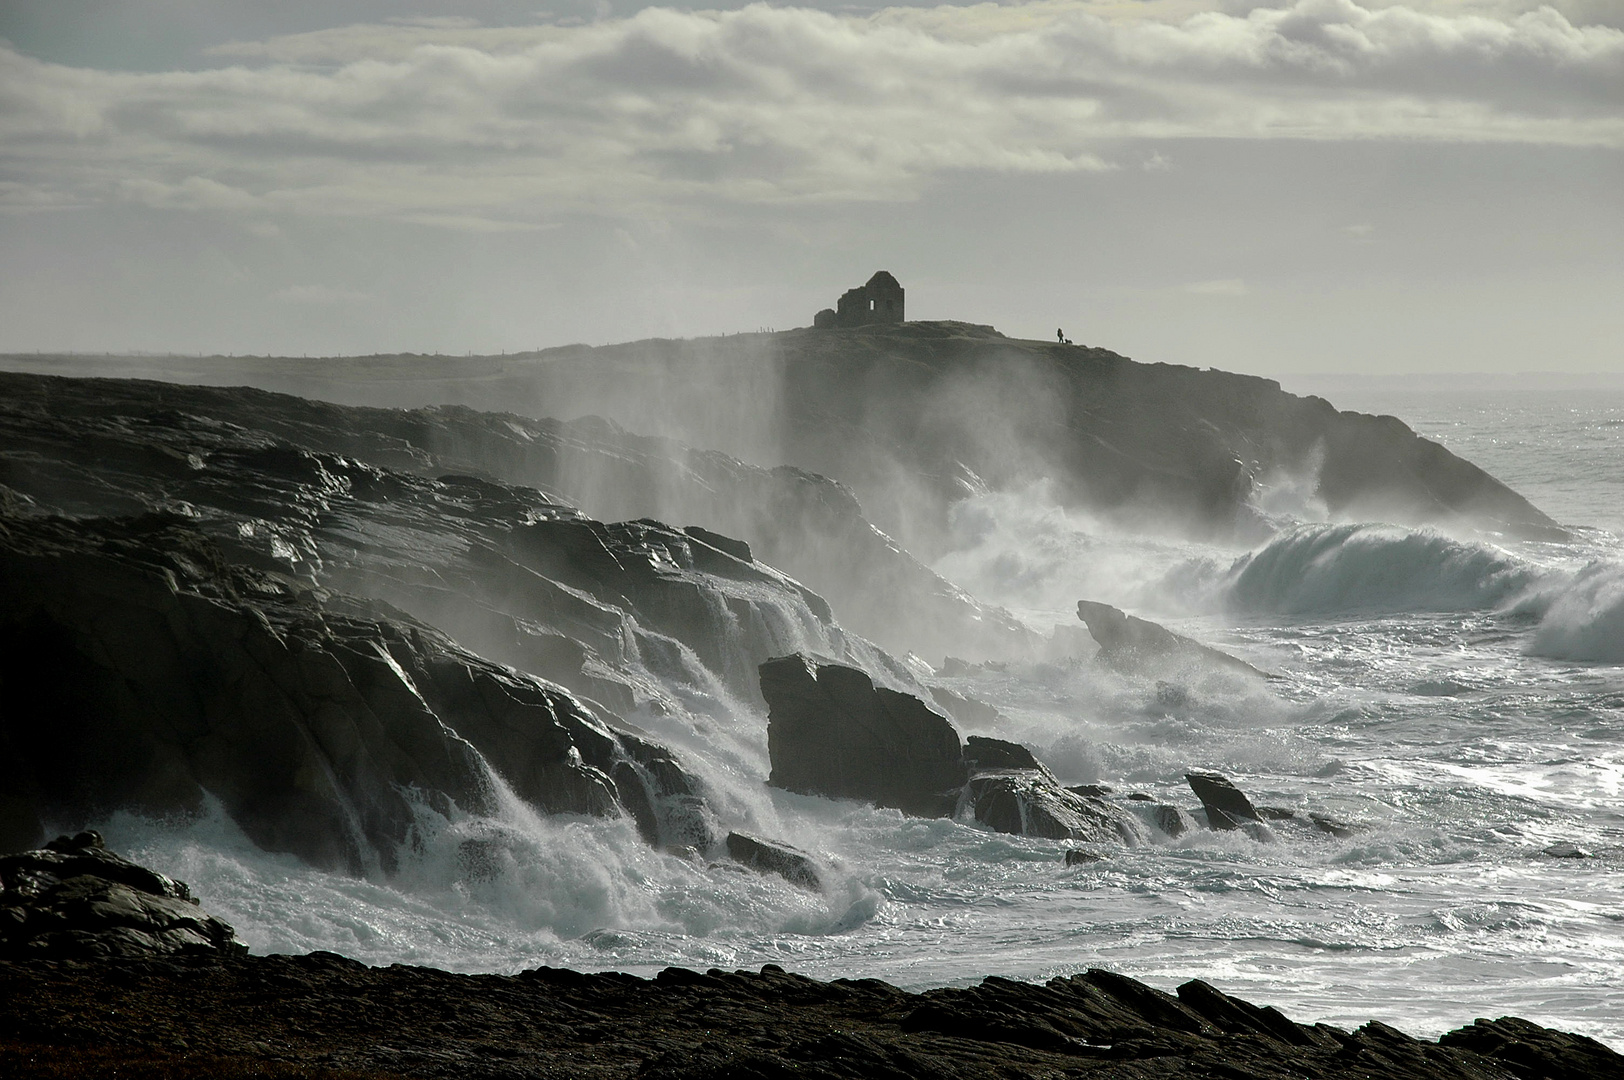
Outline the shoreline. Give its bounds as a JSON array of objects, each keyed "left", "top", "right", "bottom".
[{"left": 3, "top": 951, "right": 1618, "bottom": 1079}]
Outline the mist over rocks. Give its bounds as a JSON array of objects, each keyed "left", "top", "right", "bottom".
[
  {"left": 0, "top": 371, "right": 918, "bottom": 723},
  {"left": 0, "top": 512, "right": 709, "bottom": 865},
  {"left": 31, "top": 320, "right": 1551, "bottom": 547},
  {"left": 0, "top": 370, "right": 1037, "bottom": 666}
]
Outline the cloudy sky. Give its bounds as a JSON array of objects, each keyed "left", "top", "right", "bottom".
[{"left": 1, "top": 0, "right": 1619, "bottom": 373}]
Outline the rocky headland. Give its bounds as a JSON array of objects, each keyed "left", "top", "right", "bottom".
[{"left": 1, "top": 321, "right": 1561, "bottom": 556}]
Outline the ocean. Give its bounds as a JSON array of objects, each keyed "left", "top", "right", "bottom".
[{"left": 92, "top": 372, "right": 1624, "bottom": 1048}]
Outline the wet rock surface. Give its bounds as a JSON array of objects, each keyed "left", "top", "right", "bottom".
[
  {"left": 761, "top": 655, "right": 968, "bottom": 817},
  {"left": 1187, "top": 771, "right": 1266, "bottom": 831},
  {"left": 0, "top": 512, "right": 707, "bottom": 865},
  {"left": 761, "top": 656, "right": 1150, "bottom": 844},
  {"left": 0, "top": 832, "right": 244, "bottom": 961},
  {"left": 965, "top": 772, "right": 1134, "bottom": 845},
  {"left": 724, "top": 831, "right": 822, "bottom": 890},
  {"left": 0, "top": 952, "right": 1615, "bottom": 1079}
]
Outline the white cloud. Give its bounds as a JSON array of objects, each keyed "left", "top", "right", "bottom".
[{"left": 1, "top": 1, "right": 1619, "bottom": 227}]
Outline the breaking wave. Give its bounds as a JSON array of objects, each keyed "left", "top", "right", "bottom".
[
  {"left": 1525, "top": 561, "right": 1624, "bottom": 663},
  {"left": 1218, "top": 524, "right": 1538, "bottom": 617}
]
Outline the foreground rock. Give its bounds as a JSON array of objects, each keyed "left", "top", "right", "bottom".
[
  {"left": 1078, "top": 600, "right": 1270, "bottom": 680},
  {"left": 0, "top": 951, "right": 1616, "bottom": 1079},
  {"left": 0, "top": 832, "right": 244, "bottom": 960}
]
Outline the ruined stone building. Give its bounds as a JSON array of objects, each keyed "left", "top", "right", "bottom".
[{"left": 813, "top": 271, "right": 904, "bottom": 328}]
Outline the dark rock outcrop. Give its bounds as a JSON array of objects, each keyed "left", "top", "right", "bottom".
[
  {"left": 725, "top": 832, "right": 822, "bottom": 890},
  {"left": 1, "top": 952, "right": 1617, "bottom": 1079},
  {"left": 0, "top": 512, "right": 707, "bottom": 867},
  {"left": 761, "top": 656, "right": 1146, "bottom": 844},
  {"left": 1187, "top": 772, "right": 1266, "bottom": 832},
  {"left": 0, "top": 832, "right": 245, "bottom": 960},
  {"left": 760, "top": 655, "right": 967, "bottom": 817},
  {"left": 1078, "top": 600, "right": 1269, "bottom": 679},
  {"left": 965, "top": 772, "right": 1135, "bottom": 844}
]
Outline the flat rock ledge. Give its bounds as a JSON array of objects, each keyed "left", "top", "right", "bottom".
[{"left": 0, "top": 953, "right": 1615, "bottom": 1080}]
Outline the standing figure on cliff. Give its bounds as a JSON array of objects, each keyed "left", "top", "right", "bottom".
[{"left": 1057, "top": 328, "right": 1065, "bottom": 343}]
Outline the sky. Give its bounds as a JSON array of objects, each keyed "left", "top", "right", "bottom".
[{"left": 1, "top": 0, "right": 1620, "bottom": 373}]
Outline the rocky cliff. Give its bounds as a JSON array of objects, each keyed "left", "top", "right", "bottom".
[{"left": 0, "top": 370, "right": 1035, "bottom": 665}]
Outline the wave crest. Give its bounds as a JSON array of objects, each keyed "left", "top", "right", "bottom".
[{"left": 1222, "top": 524, "right": 1536, "bottom": 616}]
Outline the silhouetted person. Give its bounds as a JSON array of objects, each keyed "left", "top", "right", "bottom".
[{"left": 1057, "top": 328, "right": 1065, "bottom": 343}]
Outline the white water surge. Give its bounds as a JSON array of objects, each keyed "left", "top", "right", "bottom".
[{"left": 79, "top": 379, "right": 1624, "bottom": 1049}]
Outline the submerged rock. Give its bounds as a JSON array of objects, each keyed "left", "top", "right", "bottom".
[
  {"left": 1309, "top": 812, "right": 1358, "bottom": 838},
  {"left": 1078, "top": 601, "right": 1270, "bottom": 679},
  {"left": 725, "top": 832, "right": 822, "bottom": 890},
  {"left": 1064, "top": 848, "right": 1103, "bottom": 866},
  {"left": 0, "top": 832, "right": 245, "bottom": 960},
  {"left": 760, "top": 655, "right": 967, "bottom": 817}
]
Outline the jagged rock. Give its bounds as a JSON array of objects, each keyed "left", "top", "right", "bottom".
[
  {"left": 1187, "top": 772, "right": 1266, "bottom": 831},
  {"left": 927, "top": 685, "right": 1003, "bottom": 730},
  {"left": 0, "top": 832, "right": 245, "bottom": 960},
  {"left": 761, "top": 657, "right": 1155, "bottom": 844},
  {"left": 1063, "top": 849, "right": 1103, "bottom": 866},
  {"left": 760, "top": 655, "right": 967, "bottom": 817},
  {"left": 0, "top": 513, "right": 705, "bottom": 869},
  {"left": 1078, "top": 601, "right": 1269, "bottom": 679},
  {"left": 0, "top": 954, "right": 1616, "bottom": 1080},
  {"left": 0, "top": 371, "right": 899, "bottom": 723},
  {"left": 682, "top": 524, "right": 751, "bottom": 564},
  {"left": 1441, "top": 1015, "right": 1623, "bottom": 1078},
  {"left": 964, "top": 772, "right": 1135, "bottom": 844},
  {"left": 725, "top": 832, "right": 821, "bottom": 890}
]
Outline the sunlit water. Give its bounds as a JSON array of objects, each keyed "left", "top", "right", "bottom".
[{"left": 89, "top": 378, "right": 1624, "bottom": 1048}]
